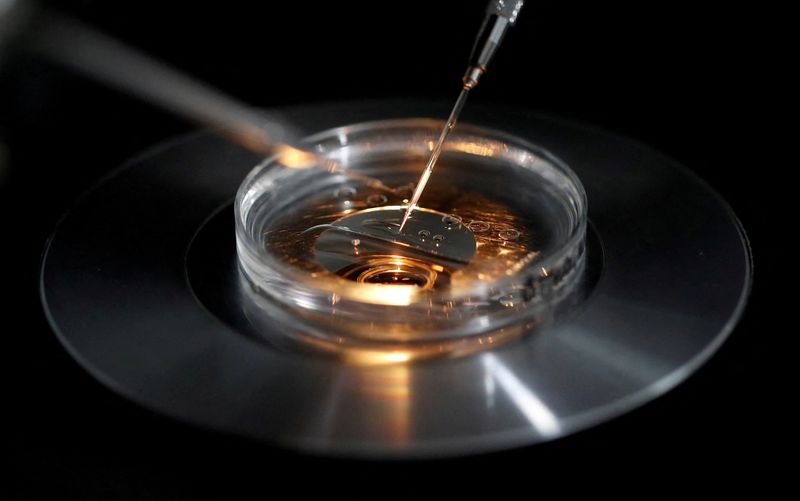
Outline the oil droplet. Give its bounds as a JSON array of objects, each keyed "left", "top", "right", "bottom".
[
  {"left": 432, "top": 234, "right": 445, "bottom": 245},
  {"left": 366, "top": 194, "right": 388, "bottom": 206},
  {"left": 418, "top": 229, "right": 430, "bottom": 241},
  {"left": 468, "top": 221, "right": 490, "bottom": 233},
  {"left": 442, "top": 215, "right": 462, "bottom": 229}
]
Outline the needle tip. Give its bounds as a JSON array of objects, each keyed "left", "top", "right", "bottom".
[{"left": 398, "top": 204, "right": 415, "bottom": 232}]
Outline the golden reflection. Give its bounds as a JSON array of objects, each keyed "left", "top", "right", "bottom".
[
  {"left": 337, "top": 254, "right": 442, "bottom": 305},
  {"left": 351, "top": 350, "right": 413, "bottom": 366},
  {"left": 274, "top": 144, "right": 318, "bottom": 169},
  {"left": 290, "top": 322, "right": 533, "bottom": 366},
  {"left": 447, "top": 139, "right": 498, "bottom": 157},
  {"left": 347, "top": 283, "right": 419, "bottom": 306},
  {"left": 359, "top": 364, "right": 411, "bottom": 443}
]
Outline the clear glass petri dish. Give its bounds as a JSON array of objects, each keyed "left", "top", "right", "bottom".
[{"left": 235, "top": 119, "right": 587, "bottom": 363}]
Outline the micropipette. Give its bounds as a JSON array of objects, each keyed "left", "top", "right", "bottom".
[{"left": 398, "top": 0, "right": 525, "bottom": 232}]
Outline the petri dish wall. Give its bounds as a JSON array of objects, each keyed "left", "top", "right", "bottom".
[{"left": 235, "top": 119, "right": 587, "bottom": 363}]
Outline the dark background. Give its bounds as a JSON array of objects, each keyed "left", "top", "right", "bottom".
[{"left": 1, "top": 0, "right": 782, "bottom": 497}]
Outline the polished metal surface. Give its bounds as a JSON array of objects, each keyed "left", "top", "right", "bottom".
[
  {"left": 315, "top": 207, "right": 477, "bottom": 277},
  {"left": 40, "top": 100, "right": 751, "bottom": 458}
]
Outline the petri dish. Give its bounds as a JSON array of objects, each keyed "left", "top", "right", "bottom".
[{"left": 235, "top": 119, "right": 587, "bottom": 363}]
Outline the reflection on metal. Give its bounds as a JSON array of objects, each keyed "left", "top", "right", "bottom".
[
  {"left": 482, "top": 353, "right": 560, "bottom": 437},
  {"left": 348, "top": 349, "right": 413, "bottom": 366},
  {"left": 484, "top": 361, "right": 496, "bottom": 409},
  {"left": 359, "top": 364, "right": 411, "bottom": 444},
  {"left": 345, "top": 277, "right": 419, "bottom": 306}
]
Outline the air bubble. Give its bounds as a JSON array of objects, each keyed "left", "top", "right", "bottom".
[
  {"left": 468, "top": 221, "right": 490, "bottom": 233},
  {"left": 418, "top": 230, "right": 431, "bottom": 241},
  {"left": 334, "top": 186, "right": 357, "bottom": 199},
  {"left": 498, "top": 228, "right": 521, "bottom": 241},
  {"left": 366, "top": 194, "right": 388, "bottom": 206},
  {"left": 432, "top": 234, "right": 445, "bottom": 245},
  {"left": 496, "top": 289, "right": 527, "bottom": 307},
  {"left": 442, "top": 215, "right": 462, "bottom": 229},
  {"left": 498, "top": 295, "right": 517, "bottom": 308},
  {"left": 351, "top": 239, "right": 361, "bottom": 247}
]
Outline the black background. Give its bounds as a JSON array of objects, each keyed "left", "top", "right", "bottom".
[{"left": 1, "top": 0, "right": 782, "bottom": 497}]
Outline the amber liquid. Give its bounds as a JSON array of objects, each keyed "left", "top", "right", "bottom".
[{"left": 264, "top": 178, "right": 540, "bottom": 291}]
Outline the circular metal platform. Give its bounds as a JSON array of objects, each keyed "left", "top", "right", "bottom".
[{"left": 40, "top": 100, "right": 751, "bottom": 458}]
